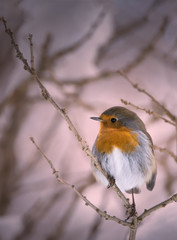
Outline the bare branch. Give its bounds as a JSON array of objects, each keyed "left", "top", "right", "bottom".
[
  {"left": 138, "top": 193, "right": 177, "bottom": 222},
  {"left": 121, "top": 99, "right": 176, "bottom": 127},
  {"left": 118, "top": 71, "right": 176, "bottom": 122},
  {"left": 129, "top": 216, "right": 138, "bottom": 240},
  {"left": 29, "top": 137, "right": 130, "bottom": 227},
  {"left": 154, "top": 145, "right": 177, "bottom": 163},
  {"left": 28, "top": 33, "right": 35, "bottom": 70},
  {"left": 0, "top": 17, "right": 32, "bottom": 74}
]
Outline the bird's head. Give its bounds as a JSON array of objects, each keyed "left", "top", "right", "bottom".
[{"left": 91, "top": 106, "right": 146, "bottom": 132}]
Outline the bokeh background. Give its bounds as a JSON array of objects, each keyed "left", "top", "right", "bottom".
[{"left": 0, "top": 0, "right": 177, "bottom": 239}]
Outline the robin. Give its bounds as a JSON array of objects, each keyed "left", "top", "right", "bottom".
[{"left": 91, "top": 106, "right": 157, "bottom": 195}]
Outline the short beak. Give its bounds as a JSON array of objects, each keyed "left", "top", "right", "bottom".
[{"left": 90, "top": 117, "right": 103, "bottom": 122}]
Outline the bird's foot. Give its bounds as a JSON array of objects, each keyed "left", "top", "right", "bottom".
[
  {"left": 107, "top": 176, "right": 115, "bottom": 188},
  {"left": 125, "top": 203, "right": 137, "bottom": 221}
]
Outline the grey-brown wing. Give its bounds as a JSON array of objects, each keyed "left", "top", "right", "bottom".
[
  {"left": 146, "top": 171, "right": 157, "bottom": 191},
  {"left": 145, "top": 131, "right": 157, "bottom": 191}
]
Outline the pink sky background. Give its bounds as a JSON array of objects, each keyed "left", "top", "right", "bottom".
[{"left": 0, "top": 1, "right": 177, "bottom": 240}]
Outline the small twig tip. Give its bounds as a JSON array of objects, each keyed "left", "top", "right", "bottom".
[{"left": 29, "top": 136, "right": 34, "bottom": 143}]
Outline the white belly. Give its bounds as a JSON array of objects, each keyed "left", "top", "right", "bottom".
[{"left": 93, "top": 148, "right": 145, "bottom": 192}]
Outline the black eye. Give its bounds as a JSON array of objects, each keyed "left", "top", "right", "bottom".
[{"left": 111, "top": 118, "right": 117, "bottom": 123}]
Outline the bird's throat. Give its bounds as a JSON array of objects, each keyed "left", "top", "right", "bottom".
[{"left": 96, "top": 126, "right": 139, "bottom": 154}]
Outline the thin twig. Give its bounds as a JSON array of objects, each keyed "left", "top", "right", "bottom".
[
  {"left": 154, "top": 145, "right": 177, "bottom": 163},
  {"left": 121, "top": 99, "right": 176, "bottom": 127},
  {"left": 29, "top": 137, "right": 130, "bottom": 227},
  {"left": 1, "top": 17, "right": 32, "bottom": 74},
  {"left": 28, "top": 34, "right": 34, "bottom": 71},
  {"left": 118, "top": 71, "right": 176, "bottom": 122},
  {"left": 138, "top": 193, "right": 177, "bottom": 222}
]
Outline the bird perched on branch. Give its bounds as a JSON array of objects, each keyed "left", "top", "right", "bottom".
[{"left": 91, "top": 106, "right": 157, "bottom": 195}]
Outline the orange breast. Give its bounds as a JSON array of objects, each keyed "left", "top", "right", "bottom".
[{"left": 96, "top": 126, "right": 139, "bottom": 154}]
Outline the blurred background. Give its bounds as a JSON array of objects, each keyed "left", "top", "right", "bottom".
[{"left": 0, "top": 0, "right": 177, "bottom": 239}]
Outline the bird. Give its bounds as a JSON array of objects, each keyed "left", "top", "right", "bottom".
[{"left": 90, "top": 106, "right": 157, "bottom": 195}]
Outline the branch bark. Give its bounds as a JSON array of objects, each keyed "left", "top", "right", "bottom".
[
  {"left": 30, "top": 137, "right": 130, "bottom": 227},
  {"left": 138, "top": 193, "right": 177, "bottom": 222}
]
